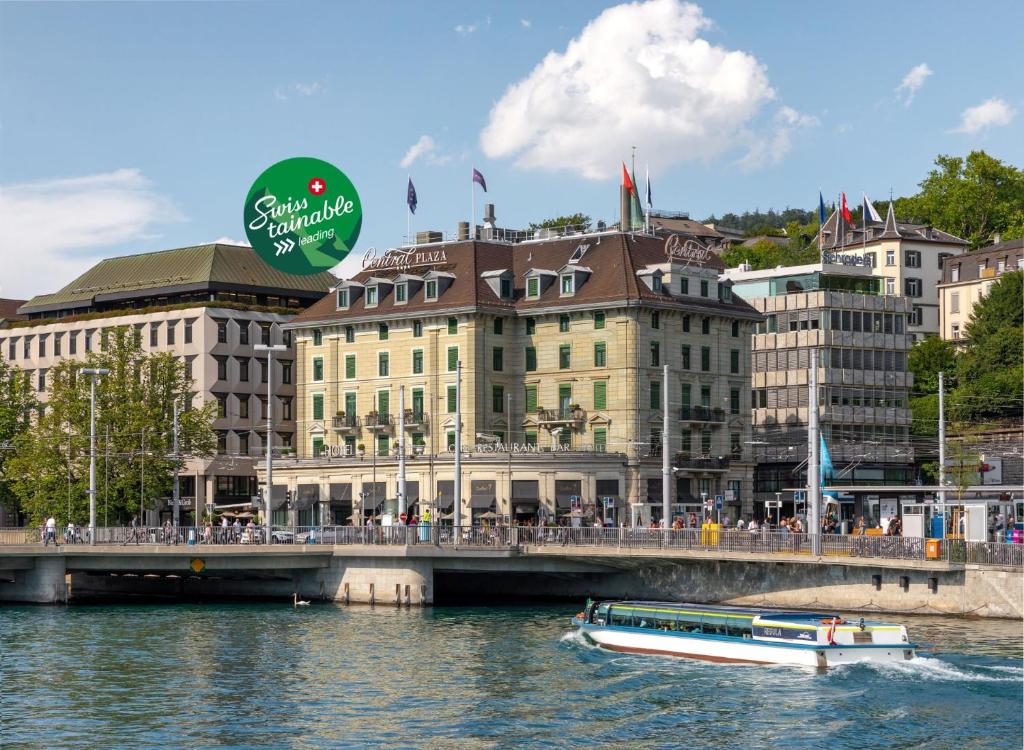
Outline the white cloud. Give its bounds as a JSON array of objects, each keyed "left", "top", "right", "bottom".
[
  {"left": 399, "top": 134, "right": 453, "bottom": 167},
  {"left": 274, "top": 80, "right": 327, "bottom": 101},
  {"left": 520, "top": 19, "right": 532, "bottom": 29},
  {"left": 210, "top": 236, "right": 250, "bottom": 247},
  {"left": 952, "top": 97, "right": 1016, "bottom": 134},
  {"left": 735, "top": 106, "right": 820, "bottom": 172},
  {"left": 455, "top": 16, "right": 490, "bottom": 36},
  {"left": 480, "top": 0, "right": 798, "bottom": 179},
  {"left": 894, "top": 63, "right": 932, "bottom": 106},
  {"left": 0, "top": 169, "right": 183, "bottom": 298}
]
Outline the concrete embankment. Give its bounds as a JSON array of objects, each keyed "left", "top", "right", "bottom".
[{"left": 1, "top": 546, "right": 1020, "bottom": 619}]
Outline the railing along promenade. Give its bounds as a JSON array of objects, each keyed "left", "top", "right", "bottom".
[{"left": 3, "top": 526, "right": 1021, "bottom": 568}]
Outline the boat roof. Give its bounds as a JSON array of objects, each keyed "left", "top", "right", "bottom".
[{"left": 606, "top": 601, "right": 837, "bottom": 620}]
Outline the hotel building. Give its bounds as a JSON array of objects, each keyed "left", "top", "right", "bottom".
[
  {"left": 724, "top": 261, "right": 915, "bottom": 523},
  {"left": 0, "top": 243, "right": 336, "bottom": 522},
  {"left": 267, "top": 223, "right": 761, "bottom": 527},
  {"left": 818, "top": 203, "right": 967, "bottom": 340},
  {"left": 938, "top": 238, "right": 1023, "bottom": 343}
]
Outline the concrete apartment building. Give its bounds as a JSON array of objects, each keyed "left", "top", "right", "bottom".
[
  {"left": 0, "top": 243, "right": 336, "bottom": 523},
  {"left": 938, "top": 237, "right": 1023, "bottom": 343},
  {"left": 818, "top": 203, "right": 967, "bottom": 340},
  {"left": 265, "top": 220, "right": 762, "bottom": 527},
  {"left": 725, "top": 262, "right": 915, "bottom": 523}
]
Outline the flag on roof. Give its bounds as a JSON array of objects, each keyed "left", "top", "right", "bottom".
[
  {"left": 645, "top": 165, "right": 652, "bottom": 208},
  {"left": 818, "top": 191, "right": 827, "bottom": 225},
  {"left": 630, "top": 167, "right": 643, "bottom": 229},
  {"left": 862, "top": 194, "right": 882, "bottom": 223},
  {"left": 840, "top": 192, "right": 854, "bottom": 226},
  {"left": 472, "top": 168, "right": 487, "bottom": 192},
  {"left": 407, "top": 178, "right": 417, "bottom": 214},
  {"left": 621, "top": 162, "right": 636, "bottom": 195}
]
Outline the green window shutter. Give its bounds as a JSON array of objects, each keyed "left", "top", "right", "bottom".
[
  {"left": 345, "top": 392, "right": 356, "bottom": 414},
  {"left": 313, "top": 357, "right": 324, "bottom": 381},
  {"left": 413, "top": 350, "right": 423, "bottom": 374},
  {"left": 594, "top": 428, "right": 607, "bottom": 452},
  {"left": 492, "top": 385, "right": 504, "bottom": 413},
  {"left": 594, "top": 341, "right": 606, "bottom": 367},
  {"left": 378, "top": 435, "right": 389, "bottom": 456},
  {"left": 559, "top": 344, "right": 571, "bottom": 369},
  {"left": 345, "top": 355, "right": 355, "bottom": 379},
  {"left": 312, "top": 437, "right": 324, "bottom": 456},
  {"left": 447, "top": 386, "right": 457, "bottom": 413},
  {"left": 493, "top": 347, "right": 503, "bottom": 371},
  {"left": 525, "top": 431, "right": 538, "bottom": 446},
  {"left": 594, "top": 311, "right": 605, "bottom": 329},
  {"left": 447, "top": 317, "right": 458, "bottom": 334},
  {"left": 650, "top": 381, "right": 660, "bottom": 409},
  {"left": 379, "top": 352, "right": 389, "bottom": 376},
  {"left": 447, "top": 346, "right": 458, "bottom": 371},
  {"left": 527, "top": 277, "right": 539, "bottom": 297},
  {"left": 377, "top": 391, "right": 389, "bottom": 415},
  {"left": 681, "top": 384, "right": 691, "bottom": 407},
  {"left": 525, "top": 347, "right": 537, "bottom": 371},
  {"left": 593, "top": 380, "right": 607, "bottom": 410},
  {"left": 312, "top": 393, "right": 324, "bottom": 420},
  {"left": 525, "top": 385, "right": 537, "bottom": 413},
  {"left": 701, "top": 346, "right": 711, "bottom": 371},
  {"left": 446, "top": 430, "right": 456, "bottom": 450}
]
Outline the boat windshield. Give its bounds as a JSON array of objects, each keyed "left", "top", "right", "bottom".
[{"left": 607, "top": 606, "right": 753, "bottom": 638}]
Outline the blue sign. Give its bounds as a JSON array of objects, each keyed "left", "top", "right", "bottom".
[
  {"left": 714, "top": 495, "right": 723, "bottom": 510},
  {"left": 793, "top": 490, "right": 806, "bottom": 502}
]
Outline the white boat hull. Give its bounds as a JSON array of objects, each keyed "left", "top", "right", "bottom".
[{"left": 579, "top": 625, "right": 915, "bottom": 668}]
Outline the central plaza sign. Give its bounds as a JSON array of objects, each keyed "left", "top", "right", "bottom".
[
  {"left": 361, "top": 246, "right": 448, "bottom": 272},
  {"left": 664, "top": 235, "right": 712, "bottom": 265}
]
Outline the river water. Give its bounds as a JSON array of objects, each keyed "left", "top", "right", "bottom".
[{"left": 0, "top": 603, "right": 1020, "bottom": 749}]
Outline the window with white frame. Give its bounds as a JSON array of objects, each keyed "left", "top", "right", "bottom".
[
  {"left": 905, "top": 250, "right": 921, "bottom": 268},
  {"left": 950, "top": 292, "right": 960, "bottom": 314},
  {"left": 560, "top": 274, "right": 574, "bottom": 295},
  {"left": 425, "top": 280, "right": 438, "bottom": 300},
  {"left": 365, "top": 286, "right": 378, "bottom": 306},
  {"left": 904, "top": 278, "right": 922, "bottom": 297},
  {"left": 395, "top": 283, "right": 407, "bottom": 303},
  {"left": 336, "top": 289, "right": 349, "bottom": 309},
  {"left": 885, "top": 249, "right": 895, "bottom": 266},
  {"left": 885, "top": 277, "right": 895, "bottom": 295}
]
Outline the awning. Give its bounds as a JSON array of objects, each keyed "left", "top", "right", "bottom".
[
  {"left": 269, "top": 485, "right": 288, "bottom": 511},
  {"left": 555, "top": 480, "right": 581, "bottom": 509},
  {"left": 436, "top": 480, "right": 454, "bottom": 510},
  {"left": 329, "top": 483, "right": 352, "bottom": 504},
  {"left": 514, "top": 505, "right": 538, "bottom": 515},
  {"left": 512, "top": 480, "right": 539, "bottom": 501},
  {"left": 555, "top": 495, "right": 572, "bottom": 509},
  {"left": 294, "top": 484, "right": 320, "bottom": 511},
  {"left": 470, "top": 480, "right": 496, "bottom": 509},
  {"left": 470, "top": 495, "right": 495, "bottom": 509},
  {"left": 402, "top": 480, "right": 420, "bottom": 504}
]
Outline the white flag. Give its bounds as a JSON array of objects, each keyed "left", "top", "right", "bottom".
[{"left": 862, "top": 194, "right": 882, "bottom": 223}]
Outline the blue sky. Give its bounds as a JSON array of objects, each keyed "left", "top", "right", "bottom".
[{"left": 1, "top": 0, "right": 1021, "bottom": 298}]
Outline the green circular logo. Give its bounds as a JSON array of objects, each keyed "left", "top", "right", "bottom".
[{"left": 244, "top": 156, "right": 362, "bottom": 275}]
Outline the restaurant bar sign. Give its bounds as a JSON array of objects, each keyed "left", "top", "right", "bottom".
[
  {"left": 361, "top": 246, "right": 448, "bottom": 272},
  {"left": 446, "top": 443, "right": 573, "bottom": 454},
  {"left": 821, "top": 250, "right": 873, "bottom": 267},
  {"left": 664, "top": 235, "right": 712, "bottom": 265}
]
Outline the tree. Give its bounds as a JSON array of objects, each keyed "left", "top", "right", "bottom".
[
  {"left": 0, "top": 358, "right": 37, "bottom": 520},
  {"left": 7, "top": 327, "right": 216, "bottom": 525},
  {"left": 721, "top": 237, "right": 819, "bottom": 271},
  {"left": 529, "top": 213, "right": 591, "bottom": 231},
  {"left": 907, "top": 336, "right": 958, "bottom": 397},
  {"left": 897, "top": 151, "right": 1024, "bottom": 248}
]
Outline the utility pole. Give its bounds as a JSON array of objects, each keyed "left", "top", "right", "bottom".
[
  {"left": 807, "top": 356, "right": 821, "bottom": 555},
  {"left": 82, "top": 368, "right": 109, "bottom": 545},
  {"left": 172, "top": 400, "right": 181, "bottom": 529},
  {"left": 661, "top": 363, "right": 671, "bottom": 529},
  {"left": 398, "top": 385, "right": 407, "bottom": 517},
  {"left": 255, "top": 343, "right": 287, "bottom": 543},
  {"left": 938, "top": 371, "right": 946, "bottom": 504},
  {"left": 454, "top": 360, "right": 463, "bottom": 534}
]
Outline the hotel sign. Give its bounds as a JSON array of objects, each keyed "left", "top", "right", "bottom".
[
  {"left": 821, "top": 250, "right": 873, "bottom": 267},
  {"left": 361, "top": 246, "right": 448, "bottom": 272},
  {"left": 664, "top": 235, "right": 712, "bottom": 265}
]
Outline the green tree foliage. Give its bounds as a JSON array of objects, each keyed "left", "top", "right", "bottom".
[
  {"left": 720, "top": 236, "right": 820, "bottom": 271},
  {"left": 907, "top": 336, "right": 958, "bottom": 397},
  {"left": 0, "top": 358, "right": 37, "bottom": 520},
  {"left": 529, "top": 213, "right": 592, "bottom": 231},
  {"left": 7, "top": 328, "right": 216, "bottom": 525},
  {"left": 895, "top": 151, "right": 1024, "bottom": 248},
  {"left": 703, "top": 208, "right": 815, "bottom": 233}
]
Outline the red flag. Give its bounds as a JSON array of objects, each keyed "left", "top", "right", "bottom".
[
  {"left": 622, "top": 162, "right": 636, "bottom": 195},
  {"left": 841, "top": 192, "right": 854, "bottom": 226}
]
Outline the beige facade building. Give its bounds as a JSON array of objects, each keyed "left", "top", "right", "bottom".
[
  {"left": 938, "top": 238, "right": 1023, "bottom": 343},
  {"left": 818, "top": 203, "right": 967, "bottom": 340},
  {"left": 266, "top": 227, "right": 762, "bottom": 526},
  {"left": 0, "top": 244, "right": 336, "bottom": 523}
]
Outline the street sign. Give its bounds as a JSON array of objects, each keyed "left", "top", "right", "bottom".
[
  {"left": 793, "top": 490, "right": 806, "bottom": 502},
  {"left": 714, "top": 495, "right": 724, "bottom": 510},
  {"left": 189, "top": 558, "right": 206, "bottom": 574}
]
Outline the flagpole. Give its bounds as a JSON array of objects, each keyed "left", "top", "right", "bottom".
[
  {"left": 644, "top": 162, "right": 650, "bottom": 234},
  {"left": 471, "top": 166, "right": 475, "bottom": 241},
  {"left": 818, "top": 188, "right": 822, "bottom": 252},
  {"left": 407, "top": 174, "right": 411, "bottom": 245}
]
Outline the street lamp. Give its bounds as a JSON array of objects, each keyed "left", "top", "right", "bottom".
[
  {"left": 81, "top": 368, "right": 110, "bottom": 545},
  {"left": 255, "top": 344, "right": 287, "bottom": 544}
]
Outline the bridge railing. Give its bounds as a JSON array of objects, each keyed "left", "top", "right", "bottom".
[{"left": 1, "top": 525, "right": 1020, "bottom": 567}]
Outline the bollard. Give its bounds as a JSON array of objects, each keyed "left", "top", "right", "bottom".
[
  {"left": 395, "top": 583, "right": 401, "bottom": 607},
  {"left": 343, "top": 582, "right": 350, "bottom": 605},
  {"left": 404, "top": 584, "right": 411, "bottom": 606},
  {"left": 369, "top": 582, "right": 375, "bottom": 606},
  {"left": 419, "top": 584, "right": 427, "bottom": 606}
]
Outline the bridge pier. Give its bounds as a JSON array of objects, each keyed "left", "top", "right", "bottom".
[{"left": 1, "top": 556, "right": 67, "bottom": 603}]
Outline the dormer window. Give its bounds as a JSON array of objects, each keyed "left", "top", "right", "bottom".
[
  {"left": 527, "top": 277, "right": 540, "bottom": 298},
  {"left": 425, "top": 280, "right": 438, "bottom": 300},
  {"left": 560, "top": 274, "right": 574, "bottom": 295},
  {"left": 653, "top": 276, "right": 663, "bottom": 293},
  {"left": 500, "top": 278, "right": 512, "bottom": 298},
  {"left": 365, "top": 286, "right": 378, "bottom": 306},
  {"left": 395, "top": 283, "right": 408, "bottom": 303},
  {"left": 336, "top": 289, "right": 349, "bottom": 309}
]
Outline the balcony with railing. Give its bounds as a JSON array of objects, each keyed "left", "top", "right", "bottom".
[
  {"left": 402, "top": 409, "right": 428, "bottom": 428},
  {"left": 679, "top": 406, "right": 726, "bottom": 424},
  {"left": 331, "top": 413, "right": 360, "bottom": 431},
  {"left": 674, "top": 454, "right": 731, "bottom": 472},
  {"left": 363, "top": 412, "right": 393, "bottom": 431},
  {"left": 536, "top": 407, "right": 587, "bottom": 426}
]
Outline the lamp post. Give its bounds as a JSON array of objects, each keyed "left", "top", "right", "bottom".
[
  {"left": 81, "top": 368, "right": 110, "bottom": 545},
  {"left": 255, "top": 343, "right": 287, "bottom": 544}
]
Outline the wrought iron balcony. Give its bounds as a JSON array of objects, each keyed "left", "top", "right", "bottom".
[
  {"left": 331, "top": 413, "right": 360, "bottom": 431},
  {"left": 363, "top": 412, "right": 393, "bottom": 430},
  {"left": 673, "top": 454, "right": 731, "bottom": 472},
  {"left": 402, "top": 409, "right": 428, "bottom": 428},
  {"left": 678, "top": 406, "right": 726, "bottom": 423},
  {"left": 536, "top": 407, "right": 587, "bottom": 426}
]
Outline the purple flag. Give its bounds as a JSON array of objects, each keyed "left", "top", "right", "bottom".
[
  {"left": 407, "top": 178, "right": 417, "bottom": 214},
  {"left": 472, "top": 168, "right": 487, "bottom": 192}
]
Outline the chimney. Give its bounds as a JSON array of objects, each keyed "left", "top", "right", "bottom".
[
  {"left": 483, "top": 203, "right": 496, "bottom": 227},
  {"left": 620, "top": 186, "right": 631, "bottom": 231},
  {"left": 457, "top": 221, "right": 470, "bottom": 241},
  {"left": 994, "top": 232, "right": 1002, "bottom": 244}
]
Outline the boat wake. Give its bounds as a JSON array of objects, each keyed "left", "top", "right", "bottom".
[
  {"left": 839, "top": 656, "right": 1023, "bottom": 683},
  {"left": 560, "top": 629, "right": 599, "bottom": 650}
]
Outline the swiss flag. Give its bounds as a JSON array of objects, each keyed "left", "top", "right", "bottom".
[
  {"left": 841, "top": 192, "right": 854, "bottom": 226},
  {"left": 622, "top": 162, "right": 636, "bottom": 195}
]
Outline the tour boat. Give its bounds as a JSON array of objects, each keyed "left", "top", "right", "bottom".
[{"left": 572, "top": 600, "right": 916, "bottom": 668}]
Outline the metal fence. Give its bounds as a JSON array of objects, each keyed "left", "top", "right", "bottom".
[{"left": 1, "top": 525, "right": 1021, "bottom": 567}]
